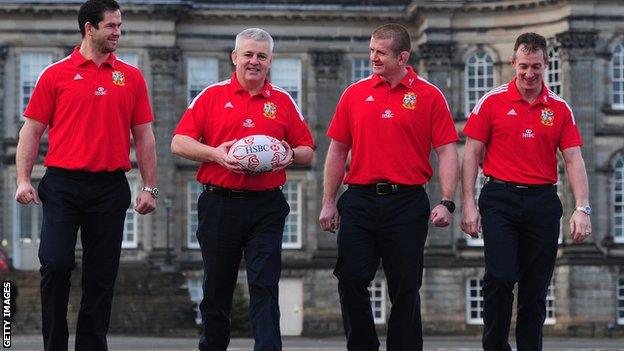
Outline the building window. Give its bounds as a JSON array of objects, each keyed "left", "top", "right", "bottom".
[
  {"left": 545, "top": 279, "right": 556, "bottom": 325},
  {"left": 467, "top": 169, "right": 487, "bottom": 246},
  {"left": 122, "top": 177, "right": 139, "bottom": 248},
  {"left": 187, "top": 182, "right": 203, "bottom": 249},
  {"left": 20, "top": 52, "right": 53, "bottom": 117},
  {"left": 466, "top": 277, "right": 484, "bottom": 325},
  {"left": 352, "top": 58, "right": 371, "bottom": 82},
  {"left": 187, "top": 57, "right": 218, "bottom": 103},
  {"left": 614, "top": 154, "right": 624, "bottom": 243},
  {"left": 547, "top": 46, "right": 562, "bottom": 96},
  {"left": 618, "top": 277, "right": 624, "bottom": 325},
  {"left": 613, "top": 43, "right": 624, "bottom": 109},
  {"left": 271, "top": 58, "right": 302, "bottom": 106},
  {"left": 282, "top": 179, "right": 302, "bottom": 249},
  {"left": 368, "top": 278, "right": 386, "bottom": 324},
  {"left": 187, "top": 277, "right": 203, "bottom": 325},
  {"left": 465, "top": 51, "right": 494, "bottom": 116},
  {"left": 116, "top": 52, "right": 139, "bottom": 67}
]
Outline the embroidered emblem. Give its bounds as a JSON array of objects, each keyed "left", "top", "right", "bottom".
[
  {"left": 540, "top": 108, "right": 554, "bottom": 126},
  {"left": 365, "top": 96, "right": 375, "bottom": 102},
  {"left": 263, "top": 102, "right": 277, "bottom": 119},
  {"left": 112, "top": 71, "right": 125, "bottom": 86},
  {"left": 224, "top": 101, "right": 234, "bottom": 109},
  {"left": 243, "top": 118, "right": 255, "bottom": 128},
  {"left": 522, "top": 129, "right": 535, "bottom": 138},
  {"left": 382, "top": 109, "right": 394, "bottom": 119},
  {"left": 402, "top": 92, "right": 417, "bottom": 110},
  {"left": 74, "top": 73, "right": 83, "bottom": 80},
  {"left": 507, "top": 108, "right": 517, "bottom": 116},
  {"left": 94, "top": 87, "right": 107, "bottom": 96}
]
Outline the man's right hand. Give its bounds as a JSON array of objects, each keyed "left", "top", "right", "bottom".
[
  {"left": 319, "top": 203, "right": 340, "bottom": 234},
  {"left": 15, "top": 182, "right": 40, "bottom": 205},
  {"left": 213, "top": 139, "right": 244, "bottom": 173},
  {"left": 461, "top": 202, "right": 480, "bottom": 238}
]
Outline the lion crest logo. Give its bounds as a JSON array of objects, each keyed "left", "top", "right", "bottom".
[
  {"left": 112, "top": 71, "right": 125, "bottom": 86},
  {"left": 402, "top": 92, "right": 417, "bottom": 110},
  {"left": 540, "top": 108, "right": 554, "bottom": 126},
  {"left": 263, "top": 102, "right": 277, "bottom": 119}
]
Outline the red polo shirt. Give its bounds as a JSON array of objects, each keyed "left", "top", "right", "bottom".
[
  {"left": 24, "top": 47, "right": 153, "bottom": 172},
  {"left": 327, "top": 66, "right": 458, "bottom": 185},
  {"left": 463, "top": 78, "right": 582, "bottom": 184},
  {"left": 173, "top": 73, "right": 315, "bottom": 190}
]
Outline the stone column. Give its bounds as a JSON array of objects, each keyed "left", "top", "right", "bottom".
[
  {"left": 309, "top": 51, "right": 343, "bottom": 257},
  {"left": 417, "top": 42, "right": 457, "bottom": 248},
  {"left": 148, "top": 46, "right": 181, "bottom": 266},
  {"left": 556, "top": 31, "right": 599, "bottom": 249}
]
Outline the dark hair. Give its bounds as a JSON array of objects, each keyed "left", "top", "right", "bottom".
[
  {"left": 372, "top": 23, "right": 411, "bottom": 56},
  {"left": 78, "top": 0, "right": 120, "bottom": 38},
  {"left": 513, "top": 32, "right": 548, "bottom": 62}
]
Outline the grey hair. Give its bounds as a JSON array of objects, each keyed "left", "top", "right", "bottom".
[{"left": 234, "top": 28, "right": 274, "bottom": 53}]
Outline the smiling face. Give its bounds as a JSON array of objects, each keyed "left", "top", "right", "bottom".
[
  {"left": 512, "top": 44, "right": 548, "bottom": 99},
  {"left": 232, "top": 38, "right": 272, "bottom": 91},
  {"left": 369, "top": 37, "right": 404, "bottom": 80},
  {"left": 89, "top": 10, "right": 122, "bottom": 54}
]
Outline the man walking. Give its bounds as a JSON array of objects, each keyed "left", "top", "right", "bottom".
[
  {"left": 14, "top": 1, "right": 157, "bottom": 350},
  {"left": 461, "top": 32, "right": 591, "bottom": 351},
  {"left": 171, "top": 28, "right": 314, "bottom": 351},
  {"left": 319, "top": 23, "right": 459, "bottom": 351}
]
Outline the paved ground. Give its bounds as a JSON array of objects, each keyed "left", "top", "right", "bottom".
[{"left": 7, "top": 335, "right": 624, "bottom": 350}]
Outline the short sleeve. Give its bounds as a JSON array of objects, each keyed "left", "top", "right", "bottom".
[
  {"left": 462, "top": 97, "right": 492, "bottom": 143},
  {"left": 285, "top": 99, "right": 315, "bottom": 149},
  {"left": 173, "top": 93, "right": 207, "bottom": 140},
  {"left": 23, "top": 68, "right": 56, "bottom": 125},
  {"left": 326, "top": 89, "right": 352, "bottom": 145},
  {"left": 430, "top": 89, "right": 459, "bottom": 148},
  {"left": 558, "top": 105, "right": 583, "bottom": 151},
  {"left": 131, "top": 71, "right": 154, "bottom": 126}
]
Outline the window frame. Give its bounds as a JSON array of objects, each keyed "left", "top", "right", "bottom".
[
  {"left": 614, "top": 154, "right": 624, "bottom": 243},
  {"left": 466, "top": 277, "right": 484, "bottom": 325},
  {"left": 187, "top": 181, "right": 203, "bottom": 249},
  {"left": 186, "top": 56, "right": 219, "bottom": 104},
  {"left": 282, "top": 178, "right": 303, "bottom": 249},
  {"left": 271, "top": 57, "right": 302, "bottom": 107},
  {"left": 368, "top": 278, "right": 387, "bottom": 325},
  {"left": 547, "top": 46, "right": 562, "bottom": 96},
  {"left": 464, "top": 51, "right": 494, "bottom": 117},
  {"left": 19, "top": 51, "right": 54, "bottom": 120},
  {"left": 122, "top": 176, "right": 139, "bottom": 249},
  {"left": 352, "top": 57, "right": 371, "bottom": 82},
  {"left": 612, "top": 43, "right": 624, "bottom": 110}
]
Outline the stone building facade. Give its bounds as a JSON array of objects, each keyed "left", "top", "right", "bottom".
[{"left": 1, "top": 0, "right": 624, "bottom": 336}]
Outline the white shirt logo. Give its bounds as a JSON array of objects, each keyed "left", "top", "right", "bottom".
[
  {"left": 507, "top": 108, "right": 517, "bottom": 116},
  {"left": 242, "top": 118, "right": 255, "bottom": 128},
  {"left": 522, "top": 129, "right": 535, "bottom": 138},
  {"left": 94, "top": 87, "right": 107, "bottom": 96},
  {"left": 381, "top": 109, "right": 394, "bottom": 119},
  {"left": 365, "top": 96, "right": 375, "bottom": 102},
  {"left": 74, "top": 73, "right": 83, "bottom": 80},
  {"left": 224, "top": 101, "right": 234, "bottom": 109}
]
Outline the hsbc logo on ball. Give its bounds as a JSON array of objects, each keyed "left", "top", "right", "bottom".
[{"left": 228, "top": 135, "right": 287, "bottom": 173}]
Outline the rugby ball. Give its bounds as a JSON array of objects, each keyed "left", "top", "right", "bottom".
[{"left": 227, "top": 135, "right": 287, "bottom": 173}]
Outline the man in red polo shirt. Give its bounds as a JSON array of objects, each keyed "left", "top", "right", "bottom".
[
  {"left": 461, "top": 32, "right": 591, "bottom": 351},
  {"left": 14, "top": 1, "right": 157, "bottom": 350},
  {"left": 171, "top": 28, "right": 314, "bottom": 351},
  {"left": 319, "top": 24, "right": 459, "bottom": 351}
]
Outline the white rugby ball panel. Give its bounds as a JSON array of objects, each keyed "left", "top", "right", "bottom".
[{"left": 227, "top": 135, "right": 287, "bottom": 172}]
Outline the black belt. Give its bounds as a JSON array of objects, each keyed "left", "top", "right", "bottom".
[
  {"left": 487, "top": 177, "right": 554, "bottom": 189},
  {"left": 203, "top": 184, "right": 281, "bottom": 199},
  {"left": 47, "top": 167, "right": 125, "bottom": 180},
  {"left": 348, "top": 182, "right": 423, "bottom": 195}
]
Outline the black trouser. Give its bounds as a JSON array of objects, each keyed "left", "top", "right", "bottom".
[
  {"left": 334, "top": 186, "right": 430, "bottom": 351},
  {"left": 479, "top": 182, "right": 562, "bottom": 351},
  {"left": 37, "top": 167, "right": 130, "bottom": 351},
  {"left": 196, "top": 187, "right": 289, "bottom": 351}
]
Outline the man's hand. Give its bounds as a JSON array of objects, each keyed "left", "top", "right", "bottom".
[
  {"left": 272, "top": 140, "right": 294, "bottom": 171},
  {"left": 569, "top": 210, "right": 591, "bottom": 243},
  {"left": 134, "top": 191, "right": 156, "bottom": 215},
  {"left": 430, "top": 204, "right": 451, "bottom": 227},
  {"left": 15, "top": 181, "right": 40, "bottom": 205},
  {"left": 461, "top": 202, "right": 481, "bottom": 238},
  {"left": 214, "top": 139, "right": 245, "bottom": 173},
  {"left": 319, "top": 202, "right": 340, "bottom": 233}
]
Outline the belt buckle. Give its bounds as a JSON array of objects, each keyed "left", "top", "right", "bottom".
[
  {"left": 375, "top": 182, "right": 397, "bottom": 195},
  {"left": 230, "top": 189, "right": 245, "bottom": 199}
]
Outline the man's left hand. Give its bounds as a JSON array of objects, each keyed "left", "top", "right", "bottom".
[
  {"left": 430, "top": 204, "right": 451, "bottom": 227},
  {"left": 569, "top": 210, "right": 591, "bottom": 243},
  {"left": 272, "top": 140, "right": 294, "bottom": 171},
  {"left": 135, "top": 191, "right": 156, "bottom": 215}
]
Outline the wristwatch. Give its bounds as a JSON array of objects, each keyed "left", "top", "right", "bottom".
[
  {"left": 440, "top": 200, "right": 456, "bottom": 213},
  {"left": 142, "top": 186, "right": 159, "bottom": 199},
  {"left": 575, "top": 205, "right": 592, "bottom": 216}
]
